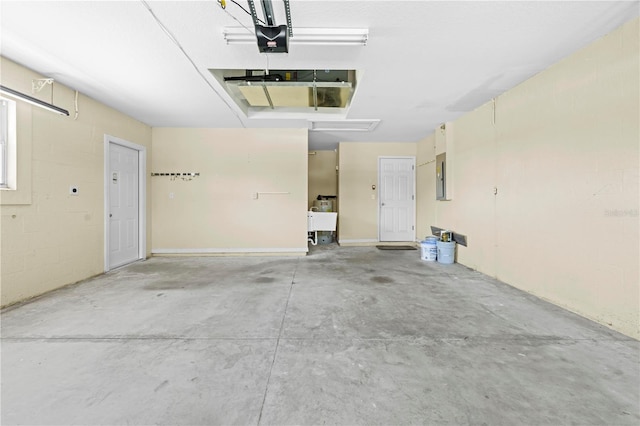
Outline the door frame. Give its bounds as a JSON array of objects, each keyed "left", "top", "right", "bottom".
[
  {"left": 104, "top": 134, "right": 147, "bottom": 272},
  {"left": 378, "top": 156, "right": 416, "bottom": 242}
]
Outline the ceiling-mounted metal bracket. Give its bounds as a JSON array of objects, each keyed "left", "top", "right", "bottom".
[
  {"left": 247, "top": 0, "right": 260, "bottom": 27},
  {"left": 283, "top": 0, "right": 293, "bottom": 37},
  {"left": 32, "top": 78, "right": 54, "bottom": 93}
]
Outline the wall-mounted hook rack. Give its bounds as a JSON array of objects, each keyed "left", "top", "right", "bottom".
[{"left": 151, "top": 172, "right": 200, "bottom": 181}]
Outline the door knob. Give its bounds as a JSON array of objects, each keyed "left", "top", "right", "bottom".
[{"left": 109, "top": 214, "right": 112, "bottom": 217}]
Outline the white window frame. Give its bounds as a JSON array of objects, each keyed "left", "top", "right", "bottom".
[{"left": 0, "top": 97, "right": 17, "bottom": 190}]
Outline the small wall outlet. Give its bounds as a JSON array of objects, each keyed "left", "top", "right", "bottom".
[{"left": 70, "top": 186, "right": 79, "bottom": 196}]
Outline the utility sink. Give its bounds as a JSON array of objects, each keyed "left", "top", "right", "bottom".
[
  {"left": 307, "top": 211, "right": 337, "bottom": 232},
  {"left": 307, "top": 211, "right": 337, "bottom": 245}
]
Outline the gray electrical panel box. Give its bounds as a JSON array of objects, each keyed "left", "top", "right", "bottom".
[{"left": 436, "top": 152, "right": 446, "bottom": 200}]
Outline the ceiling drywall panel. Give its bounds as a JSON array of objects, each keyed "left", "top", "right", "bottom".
[{"left": 1, "top": 1, "right": 638, "bottom": 149}]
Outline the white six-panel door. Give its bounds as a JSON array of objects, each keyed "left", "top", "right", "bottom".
[
  {"left": 379, "top": 157, "right": 416, "bottom": 242},
  {"left": 109, "top": 142, "right": 139, "bottom": 269}
]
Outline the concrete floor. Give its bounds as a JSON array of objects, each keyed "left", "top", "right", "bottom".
[{"left": 1, "top": 244, "right": 639, "bottom": 425}]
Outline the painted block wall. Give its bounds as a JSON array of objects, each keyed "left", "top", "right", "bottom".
[
  {"left": 416, "top": 18, "right": 639, "bottom": 339},
  {"left": 308, "top": 150, "right": 337, "bottom": 209},
  {"left": 151, "top": 128, "right": 308, "bottom": 254},
  {"left": 338, "top": 142, "right": 417, "bottom": 244},
  {"left": 0, "top": 57, "right": 152, "bottom": 306},
  {"left": 416, "top": 133, "right": 438, "bottom": 241}
]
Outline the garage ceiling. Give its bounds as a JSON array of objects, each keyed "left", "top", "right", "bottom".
[{"left": 1, "top": 1, "right": 638, "bottom": 149}]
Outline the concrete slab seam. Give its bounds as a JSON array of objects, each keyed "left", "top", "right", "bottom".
[{"left": 257, "top": 257, "right": 299, "bottom": 425}]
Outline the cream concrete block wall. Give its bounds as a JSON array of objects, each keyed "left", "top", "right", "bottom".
[
  {"left": 308, "top": 150, "right": 337, "bottom": 209},
  {"left": 151, "top": 128, "right": 307, "bottom": 254},
  {"left": 417, "top": 18, "right": 639, "bottom": 339},
  {"left": 416, "top": 133, "right": 436, "bottom": 240},
  {"left": 446, "top": 107, "right": 498, "bottom": 276},
  {"left": 0, "top": 57, "right": 152, "bottom": 306},
  {"left": 338, "top": 142, "right": 417, "bottom": 244}
]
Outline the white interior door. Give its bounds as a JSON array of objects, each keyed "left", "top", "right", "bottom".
[
  {"left": 379, "top": 157, "right": 416, "bottom": 242},
  {"left": 109, "top": 142, "right": 139, "bottom": 268}
]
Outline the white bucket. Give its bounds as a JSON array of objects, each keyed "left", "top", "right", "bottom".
[
  {"left": 420, "top": 237, "right": 438, "bottom": 261},
  {"left": 437, "top": 241, "right": 456, "bottom": 264}
]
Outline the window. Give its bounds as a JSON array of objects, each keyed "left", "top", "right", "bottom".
[{"left": 0, "top": 97, "right": 16, "bottom": 190}]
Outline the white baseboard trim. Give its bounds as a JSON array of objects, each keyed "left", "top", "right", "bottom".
[
  {"left": 338, "top": 239, "right": 379, "bottom": 246},
  {"left": 152, "top": 247, "right": 308, "bottom": 255}
]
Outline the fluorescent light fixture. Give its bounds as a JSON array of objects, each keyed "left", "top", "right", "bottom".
[
  {"left": 0, "top": 85, "right": 69, "bottom": 116},
  {"left": 223, "top": 27, "right": 368, "bottom": 46},
  {"left": 308, "top": 119, "right": 380, "bottom": 132}
]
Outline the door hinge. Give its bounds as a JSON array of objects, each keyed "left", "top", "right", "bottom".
[
  {"left": 412, "top": 195, "right": 414, "bottom": 200},
  {"left": 412, "top": 165, "right": 415, "bottom": 170},
  {"left": 412, "top": 226, "right": 414, "bottom": 230}
]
